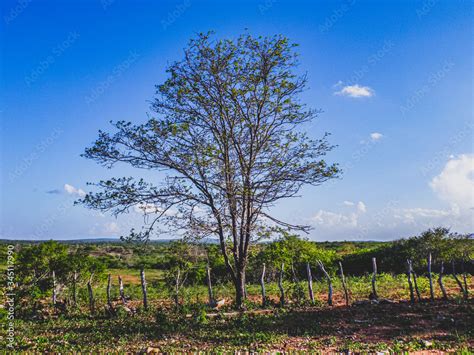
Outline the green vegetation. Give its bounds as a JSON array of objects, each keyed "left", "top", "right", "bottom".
[
  {"left": 342, "top": 227, "right": 473, "bottom": 275},
  {"left": 1, "top": 229, "right": 473, "bottom": 352},
  {"left": 8, "top": 286, "right": 474, "bottom": 352}
]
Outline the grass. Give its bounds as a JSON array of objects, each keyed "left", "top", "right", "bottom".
[
  {"left": 11, "top": 300, "right": 474, "bottom": 352},
  {"left": 4, "top": 271, "right": 473, "bottom": 352}
]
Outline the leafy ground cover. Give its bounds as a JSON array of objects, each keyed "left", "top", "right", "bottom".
[
  {"left": 5, "top": 273, "right": 473, "bottom": 352},
  {"left": 12, "top": 300, "right": 473, "bottom": 352}
]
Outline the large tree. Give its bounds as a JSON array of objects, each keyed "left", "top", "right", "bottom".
[{"left": 80, "top": 32, "right": 339, "bottom": 308}]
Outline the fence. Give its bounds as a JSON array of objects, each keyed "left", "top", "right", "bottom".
[{"left": 37, "top": 254, "right": 471, "bottom": 316}]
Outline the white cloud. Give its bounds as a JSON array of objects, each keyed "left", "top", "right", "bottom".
[
  {"left": 134, "top": 203, "right": 160, "bottom": 214},
  {"left": 391, "top": 205, "right": 474, "bottom": 234},
  {"left": 64, "top": 183, "right": 86, "bottom": 197},
  {"left": 312, "top": 200, "right": 367, "bottom": 229},
  {"left": 370, "top": 132, "right": 384, "bottom": 141},
  {"left": 134, "top": 202, "right": 176, "bottom": 216},
  {"left": 332, "top": 80, "right": 343, "bottom": 88},
  {"left": 88, "top": 221, "right": 122, "bottom": 236},
  {"left": 430, "top": 154, "right": 474, "bottom": 209},
  {"left": 312, "top": 210, "right": 359, "bottom": 228},
  {"left": 103, "top": 222, "right": 120, "bottom": 234},
  {"left": 357, "top": 201, "right": 367, "bottom": 213},
  {"left": 335, "top": 84, "right": 374, "bottom": 98},
  {"left": 393, "top": 207, "right": 455, "bottom": 223}
]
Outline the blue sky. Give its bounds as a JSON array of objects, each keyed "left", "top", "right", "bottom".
[{"left": 1, "top": 0, "right": 472, "bottom": 241}]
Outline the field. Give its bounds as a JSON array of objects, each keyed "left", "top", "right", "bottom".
[
  {"left": 12, "top": 300, "right": 474, "bottom": 352},
  {"left": 6, "top": 269, "right": 474, "bottom": 352},
  {"left": 2, "top": 238, "right": 473, "bottom": 352}
]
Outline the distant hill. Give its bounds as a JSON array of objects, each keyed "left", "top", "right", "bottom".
[{"left": 0, "top": 237, "right": 220, "bottom": 244}]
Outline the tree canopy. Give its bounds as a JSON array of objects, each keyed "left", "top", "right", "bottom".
[{"left": 79, "top": 32, "right": 339, "bottom": 307}]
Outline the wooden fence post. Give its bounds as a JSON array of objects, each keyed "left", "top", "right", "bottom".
[
  {"left": 452, "top": 260, "right": 467, "bottom": 299},
  {"left": 174, "top": 268, "right": 181, "bottom": 307},
  {"left": 118, "top": 275, "right": 127, "bottom": 305},
  {"left": 72, "top": 270, "right": 78, "bottom": 308},
  {"left": 52, "top": 270, "right": 57, "bottom": 306},
  {"left": 461, "top": 256, "right": 469, "bottom": 299},
  {"left": 307, "top": 262, "right": 314, "bottom": 303},
  {"left": 206, "top": 264, "right": 214, "bottom": 306},
  {"left": 317, "top": 260, "right": 333, "bottom": 306},
  {"left": 260, "top": 263, "right": 266, "bottom": 307},
  {"left": 339, "top": 262, "right": 349, "bottom": 306},
  {"left": 428, "top": 253, "right": 434, "bottom": 301},
  {"left": 411, "top": 266, "right": 421, "bottom": 302},
  {"left": 438, "top": 261, "right": 448, "bottom": 300},
  {"left": 87, "top": 273, "right": 95, "bottom": 315},
  {"left": 406, "top": 259, "right": 415, "bottom": 303},
  {"left": 278, "top": 263, "right": 285, "bottom": 306},
  {"left": 140, "top": 268, "right": 148, "bottom": 310},
  {"left": 371, "top": 257, "right": 378, "bottom": 300},
  {"left": 106, "top": 273, "right": 114, "bottom": 314}
]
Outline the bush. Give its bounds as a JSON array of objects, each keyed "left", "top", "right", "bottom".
[{"left": 342, "top": 228, "right": 473, "bottom": 275}]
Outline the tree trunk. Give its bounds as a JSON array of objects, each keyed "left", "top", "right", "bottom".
[
  {"left": 452, "top": 260, "right": 467, "bottom": 299},
  {"left": 339, "top": 261, "right": 349, "bottom": 306},
  {"left": 371, "top": 257, "right": 378, "bottom": 300},
  {"left": 260, "top": 263, "right": 266, "bottom": 307},
  {"left": 438, "top": 261, "right": 448, "bottom": 300},
  {"left": 306, "top": 262, "right": 314, "bottom": 303},
  {"left": 406, "top": 259, "right": 415, "bottom": 303},
  {"left": 107, "top": 273, "right": 114, "bottom": 314},
  {"left": 72, "top": 270, "right": 78, "bottom": 307},
  {"left": 234, "top": 268, "right": 247, "bottom": 309},
  {"left": 278, "top": 263, "right": 285, "bottom": 306},
  {"left": 317, "top": 260, "right": 333, "bottom": 306},
  {"left": 140, "top": 268, "right": 148, "bottom": 310},
  {"left": 207, "top": 264, "right": 215, "bottom": 306},
  {"left": 428, "top": 253, "right": 434, "bottom": 301},
  {"left": 243, "top": 273, "right": 248, "bottom": 300},
  {"left": 52, "top": 270, "right": 57, "bottom": 306},
  {"left": 118, "top": 275, "right": 127, "bottom": 305},
  {"left": 87, "top": 273, "right": 95, "bottom": 315}
]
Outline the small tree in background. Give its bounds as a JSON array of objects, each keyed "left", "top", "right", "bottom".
[
  {"left": 16, "top": 241, "right": 70, "bottom": 303},
  {"left": 164, "top": 241, "right": 196, "bottom": 307},
  {"left": 262, "top": 232, "right": 337, "bottom": 271},
  {"left": 16, "top": 241, "right": 105, "bottom": 311},
  {"left": 79, "top": 32, "right": 339, "bottom": 308}
]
